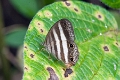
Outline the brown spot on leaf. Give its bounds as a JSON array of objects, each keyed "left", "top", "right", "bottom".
[
  {"left": 24, "top": 46, "right": 27, "bottom": 49},
  {"left": 30, "top": 54, "right": 34, "bottom": 58},
  {"left": 46, "top": 12, "right": 51, "bottom": 16},
  {"left": 47, "top": 67, "right": 59, "bottom": 80},
  {"left": 64, "top": 1, "right": 70, "bottom": 6},
  {"left": 98, "top": 14, "right": 102, "bottom": 19},
  {"left": 38, "top": 23, "right": 40, "bottom": 25},
  {"left": 40, "top": 29, "right": 43, "bottom": 33},
  {"left": 116, "top": 43, "right": 118, "bottom": 46},
  {"left": 24, "top": 67, "right": 28, "bottom": 70},
  {"left": 74, "top": 8, "right": 78, "bottom": 12},
  {"left": 64, "top": 68, "right": 73, "bottom": 77},
  {"left": 103, "top": 46, "right": 109, "bottom": 51},
  {"left": 95, "top": 12, "right": 104, "bottom": 21}
]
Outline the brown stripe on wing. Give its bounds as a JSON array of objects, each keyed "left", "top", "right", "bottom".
[
  {"left": 50, "top": 29, "right": 58, "bottom": 59},
  {"left": 49, "top": 34, "right": 54, "bottom": 55},
  {"left": 54, "top": 21, "right": 65, "bottom": 62}
]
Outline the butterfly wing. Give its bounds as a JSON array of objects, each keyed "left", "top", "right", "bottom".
[{"left": 44, "top": 19, "right": 79, "bottom": 68}]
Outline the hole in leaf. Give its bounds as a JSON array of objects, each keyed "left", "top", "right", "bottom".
[{"left": 64, "top": 68, "right": 73, "bottom": 77}]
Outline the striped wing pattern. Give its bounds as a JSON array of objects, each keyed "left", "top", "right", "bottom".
[{"left": 44, "top": 19, "right": 79, "bottom": 68}]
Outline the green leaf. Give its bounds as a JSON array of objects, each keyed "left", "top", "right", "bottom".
[
  {"left": 23, "top": 1, "right": 120, "bottom": 80},
  {"left": 101, "top": 0, "right": 120, "bottom": 9},
  {"left": 5, "top": 28, "right": 27, "bottom": 47},
  {"left": 9, "top": 0, "right": 40, "bottom": 18}
]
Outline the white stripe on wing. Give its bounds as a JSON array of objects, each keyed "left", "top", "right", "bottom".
[{"left": 58, "top": 22, "right": 68, "bottom": 63}]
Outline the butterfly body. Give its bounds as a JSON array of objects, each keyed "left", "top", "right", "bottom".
[{"left": 44, "top": 19, "right": 79, "bottom": 68}]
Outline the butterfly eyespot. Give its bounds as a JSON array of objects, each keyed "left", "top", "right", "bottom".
[
  {"left": 70, "top": 57, "right": 73, "bottom": 61},
  {"left": 69, "top": 44, "right": 74, "bottom": 48},
  {"left": 62, "top": 22, "right": 67, "bottom": 27}
]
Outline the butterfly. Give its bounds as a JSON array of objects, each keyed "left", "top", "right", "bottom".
[{"left": 44, "top": 19, "right": 79, "bottom": 68}]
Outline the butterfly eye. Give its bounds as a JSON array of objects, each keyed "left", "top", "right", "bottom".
[{"left": 69, "top": 44, "right": 74, "bottom": 48}]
